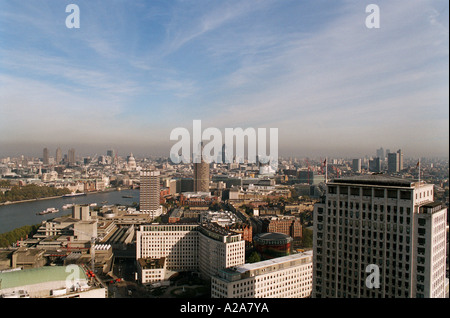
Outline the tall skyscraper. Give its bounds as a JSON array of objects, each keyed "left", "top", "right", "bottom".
[
  {"left": 352, "top": 159, "right": 361, "bottom": 173},
  {"left": 140, "top": 170, "right": 161, "bottom": 219},
  {"left": 43, "top": 148, "right": 49, "bottom": 165},
  {"left": 55, "top": 147, "right": 62, "bottom": 164},
  {"left": 369, "top": 157, "right": 381, "bottom": 173},
  {"left": 193, "top": 142, "right": 210, "bottom": 193},
  {"left": 376, "top": 147, "right": 384, "bottom": 161},
  {"left": 387, "top": 152, "right": 399, "bottom": 173},
  {"left": 68, "top": 148, "right": 76, "bottom": 165},
  {"left": 397, "top": 149, "right": 404, "bottom": 171},
  {"left": 313, "top": 175, "right": 447, "bottom": 298}
]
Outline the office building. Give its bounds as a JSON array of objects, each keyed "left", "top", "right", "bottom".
[
  {"left": 68, "top": 148, "right": 76, "bottom": 165},
  {"left": 369, "top": 157, "right": 381, "bottom": 173},
  {"left": 193, "top": 144, "right": 210, "bottom": 193},
  {"left": 397, "top": 149, "right": 404, "bottom": 171},
  {"left": 43, "top": 148, "right": 49, "bottom": 165},
  {"left": 376, "top": 148, "right": 384, "bottom": 161},
  {"left": 139, "top": 170, "right": 161, "bottom": 218},
  {"left": 387, "top": 152, "right": 399, "bottom": 173},
  {"left": 136, "top": 223, "right": 245, "bottom": 283},
  {"left": 352, "top": 159, "right": 361, "bottom": 173},
  {"left": 261, "top": 216, "right": 302, "bottom": 241},
  {"left": 312, "top": 175, "right": 447, "bottom": 298},
  {"left": 298, "top": 170, "right": 314, "bottom": 185},
  {"left": 211, "top": 251, "right": 313, "bottom": 298},
  {"left": 193, "top": 143, "right": 209, "bottom": 192},
  {"left": 55, "top": 147, "right": 62, "bottom": 164}
]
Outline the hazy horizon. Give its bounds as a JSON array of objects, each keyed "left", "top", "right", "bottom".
[{"left": 1, "top": 1, "right": 448, "bottom": 159}]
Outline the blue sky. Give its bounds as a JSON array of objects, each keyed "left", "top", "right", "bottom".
[{"left": 0, "top": 0, "right": 448, "bottom": 159}]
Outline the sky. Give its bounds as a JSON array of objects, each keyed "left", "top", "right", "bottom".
[{"left": 0, "top": 0, "right": 448, "bottom": 159}]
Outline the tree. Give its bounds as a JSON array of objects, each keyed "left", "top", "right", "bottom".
[
  {"left": 300, "top": 227, "right": 313, "bottom": 248},
  {"left": 247, "top": 251, "right": 261, "bottom": 263}
]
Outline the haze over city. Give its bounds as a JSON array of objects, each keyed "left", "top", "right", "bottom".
[{"left": 0, "top": 0, "right": 448, "bottom": 159}]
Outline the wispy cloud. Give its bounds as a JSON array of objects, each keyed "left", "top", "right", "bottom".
[{"left": 0, "top": 0, "right": 448, "bottom": 157}]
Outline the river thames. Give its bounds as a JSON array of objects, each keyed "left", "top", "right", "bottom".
[{"left": 0, "top": 189, "right": 139, "bottom": 234}]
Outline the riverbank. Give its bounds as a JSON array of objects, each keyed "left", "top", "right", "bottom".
[
  {"left": 0, "top": 187, "right": 128, "bottom": 207},
  {"left": 0, "top": 188, "right": 139, "bottom": 235}
]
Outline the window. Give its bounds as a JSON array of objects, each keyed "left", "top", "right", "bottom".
[
  {"left": 400, "top": 191, "right": 411, "bottom": 200},
  {"left": 374, "top": 189, "right": 384, "bottom": 198},
  {"left": 387, "top": 189, "right": 397, "bottom": 199}
]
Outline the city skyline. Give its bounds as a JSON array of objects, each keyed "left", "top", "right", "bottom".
[
  {"left": 0, "top": 144, "right": 449, "bottom": 162},
  {"left": 0, "top": 1, "right": 448, "bottom": 158}
]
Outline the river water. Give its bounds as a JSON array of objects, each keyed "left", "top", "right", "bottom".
[{"left": 0, "top": 189, "right": 140, "bottom": 234}]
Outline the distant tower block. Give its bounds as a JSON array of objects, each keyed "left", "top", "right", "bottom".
[
  {"left": 193, "top": 143, "right": 210, "bottom": 193},
  {"left": 43, "top": 147, "right": 49, "bottom": 165},
  {"left": 140, "top": 170, "right": 161, "bottom": 219},
  {"left": 56, "top": 147, "right": 62, "bottom": 164}
]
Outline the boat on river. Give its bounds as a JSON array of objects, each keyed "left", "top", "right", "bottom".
[
  {"left": 37, "top": 208, "right": 59, "bottom": 215},
  {"left": 62, "top": 192, "right": 86, "bottom": 198}
]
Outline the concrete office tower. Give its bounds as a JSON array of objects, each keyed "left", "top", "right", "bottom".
[
  {"left": 73, "top": 204, "right": 91, "bottom": 220},
  {"left": 43, "top": 148, "right": 49, "bottom": 165},
  {"left": 193, "top": 143, "right": 210, "bottom": 193},
  {"left": 387, "top": 152, "right": 399, "bottom": 173},
  {"left": 312, "top": 175, "right": 447, "bottom": 298},
  {"left": 352, "top": 159, "right": 361, "bottom": 173},
  {"left": 140, "top": 170, "right": 161, "bottom": 218},
  {"left": 136, "top": 223, "right": 245, "bottom": 283},
  {"left": 55, "top": 147, "right": 62, "bottom": 164},
  {"left": 376, "top": 147, "right": 385, "bottom": 161},
  {"left": 198, "top": 223, "right": 245, "bottom": 280},
  {"left": 68, "top": 148, "right": 76, "bottom": 165},
  {"left": 211, "top": 251, "right": 313, "bottom": 298},
  {"left": 397, "top": 149, "right": 404, "bottom": 171},
  {"left": 369, "top": 157, "right": 381, "bottom": 173}
]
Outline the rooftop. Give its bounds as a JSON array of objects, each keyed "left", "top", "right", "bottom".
[
  {"left": 330, "top": 174, "right": 415, "bottom": 187},
  {"left": 0, "top": 265, "right": 88, "bottom": 290},
  {"left": 231, "top": 251, "right": 313, "bottom": 273},
  {"left": 253, "top": 232, "right": 293, "bottom": 244}
]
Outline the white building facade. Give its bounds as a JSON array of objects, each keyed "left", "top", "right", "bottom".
[
  {"left": 136, "top": 223, "right": 245, "bottom": 283},
  {"left": 211, "top": 251, "right": 313, "bottom": 298},
  {"left": 139, "top": 170, "right": 161, "bottom": 219}
]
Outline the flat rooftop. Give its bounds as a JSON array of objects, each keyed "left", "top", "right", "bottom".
[
  {"left": 330, "top": 174, "right": 415, "bottom": 187},
  {"left": 233, "top": 251, "right": 313, "bottom": 273},
  {"left": 0, "top": 265, "right": 88, "bottom": 290}
]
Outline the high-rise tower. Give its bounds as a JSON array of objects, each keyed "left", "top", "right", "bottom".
[
  {"left": 140, "top": 170, "right": 161, "bottom": 219},
  {"left": 387, "top": 152, "right": 399, "bottom": 173},
  {"left": 193, "top": 142, "right": 210, "bottom": 193},
  {"left": 43, "top": 147, "right": 49, "bottom": 165},
  {"left": 312, "top": 175, "right": 447, "bottom": 298},
  {"left": 55, "top": 147, "right": 62, "bottom": 164},
  {"left": 68, "top": 148, "right": 76, "bottom": 165}
]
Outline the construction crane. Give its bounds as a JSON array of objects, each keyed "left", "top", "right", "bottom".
[{"left": 332, "top": 165, "right": 341, "bottom": 177}]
